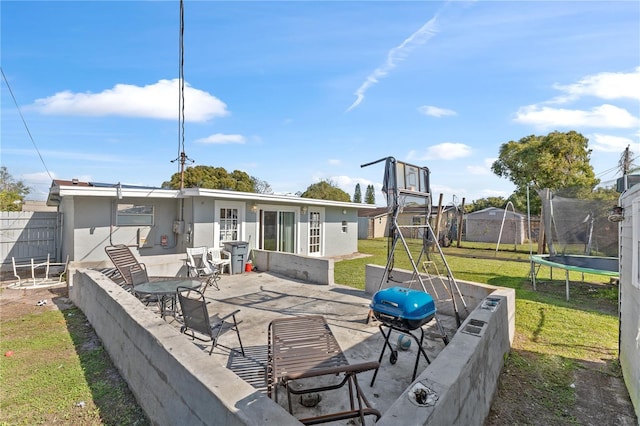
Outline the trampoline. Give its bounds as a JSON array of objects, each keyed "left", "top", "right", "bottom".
[{"left": 530, "top": 254, "right": 619, "bottom": 301}]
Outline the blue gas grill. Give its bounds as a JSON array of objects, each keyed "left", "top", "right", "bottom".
[{"left": 369, "top": 286, "right": 449, "bottom": 385}]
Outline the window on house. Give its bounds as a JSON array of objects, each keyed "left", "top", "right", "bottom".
[
  {"left": 341, "top": 220, "right": 348, "bottom": 233},
  {"left": 116, "top": 204, "right": 154, "bottom": 226},
  {"left": 309, "top": 211, "right": 321, "bottom": 255},
  {"left": 220, "top": 208, "right": 238, "bottom": 242}
]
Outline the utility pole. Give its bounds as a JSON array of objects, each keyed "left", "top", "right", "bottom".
[
  {"left": 621, "top": 145, "right": 631, "bottom": 175},
  {"left": 171, "top": 0, "right": 193, "bottom": 190}
]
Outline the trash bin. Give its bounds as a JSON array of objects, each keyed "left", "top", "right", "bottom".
[{"left": 223, "top": 241, "right": 249, "bottom": 274}]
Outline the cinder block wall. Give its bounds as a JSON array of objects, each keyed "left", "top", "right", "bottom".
[
  {"left": 69, "top": 269, "right": 298, "bottom": 426},
  {"left": 252, "top": 250, "right": 333, "bottom": 285},
  {"left": 365, "top": 264, "right": 515, "bottom": 426}
]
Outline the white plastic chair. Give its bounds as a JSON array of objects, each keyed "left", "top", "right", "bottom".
[
  {"left": 208, "top": 247, "right": 231, "bottom": 275},
  {"left": 186, "top": 247, "right": 220, "bottom": 292}
]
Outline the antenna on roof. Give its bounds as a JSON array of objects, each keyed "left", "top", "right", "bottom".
[{"left": 171, "top": 0, "right": 194, "bottom": 190}]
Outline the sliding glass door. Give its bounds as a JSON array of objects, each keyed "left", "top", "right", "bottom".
[{"left": 261, "top": 210, "right": 296, "bottom": 253}]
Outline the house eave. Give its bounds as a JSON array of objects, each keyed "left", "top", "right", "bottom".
[{"left": 184, "top": 188, "right": 377, "bottom": 209}]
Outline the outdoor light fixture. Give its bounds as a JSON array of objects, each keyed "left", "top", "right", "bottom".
[
  {"left": 116, "top": 182, "right": 123, "bottom": 200},
  {"left": 301, "top": 206, "right": 308, "bottom": 214},
  {"left": 251, "top": 203, "right": 258, "bottom": 213},
  {"left": 342, "top": 209, "right": 347, "bottom": 215}
]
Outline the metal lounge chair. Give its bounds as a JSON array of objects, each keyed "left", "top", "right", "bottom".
[
  {"left": 186, "top": 246, "right": 221, "bottom": 292},
  {"left": 176, "top": 286, "right": 245, "bottom": 356},
  {"left": 267, "top": 315, "right": 381, "bottom": 425},
  {"left": 104, "top": 244, "right": 149, "bottom": 289}
]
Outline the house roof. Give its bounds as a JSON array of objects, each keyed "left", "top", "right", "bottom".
[
  {"left": 358, "top": 204, "right": 460, "bottom": 218},
  {"left": 47, "top": 179, "right": 377, "bottom": 210},
  {"left": 358, "top": 207, "right": 389, "bottom": 218}
]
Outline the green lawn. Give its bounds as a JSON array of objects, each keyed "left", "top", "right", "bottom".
[{"left": 0, "top": 307, "right": 148, "bottom": 425}]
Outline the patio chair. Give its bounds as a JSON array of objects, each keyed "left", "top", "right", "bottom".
[
  {"left": 267, "top": 315, "right": 381, "bottom": 425},
  {"left": 128, "top": 264, "right": 161, "bottom": 306},
  {"left": 208, "top": 247, "right": 231, "bottom": 275},
  {"left": 176, "top": 286, "right": 245, "bottom": 356},
  {"left": 105, "top": 244, "right": 149, "bottom": 288},
  {"left": 186, "top": 246, "right": 220, "bottom": 292}
]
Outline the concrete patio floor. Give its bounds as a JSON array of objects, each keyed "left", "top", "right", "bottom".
[{"left": 161, "top": 270, "right": 460, "bottom": 425}]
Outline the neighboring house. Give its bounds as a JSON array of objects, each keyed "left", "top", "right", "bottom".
[
  {"left": 358, "top": 207, "right": 389, "bottom": 239},
  {"left": 46, "top": 180, "right": 375, "bottom": 264},
  {"left": 618, "top": 182, "right": 640, "bottom": 419},
  {"left": 357, "top": 204, "right": 460, "bottom": 243},
  {"left": 465, "top": 207, "right": 527, "bottom": 244},
  {"left": 21, "top": 200, "right": 58, "bottom": 212}
]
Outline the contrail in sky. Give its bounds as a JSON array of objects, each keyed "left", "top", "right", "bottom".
[{"left": 346, "top": 10, "right": 442, "bottom": 112}]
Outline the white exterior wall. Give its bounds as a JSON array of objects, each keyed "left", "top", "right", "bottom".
[
  {"left": 49, "top": 186, "right": 369, "bottom": 265},
  {"left": 323, "top": 208, "right": 358, "bottom": 257},
  {"left": 619, "top": 184, "right": 640, "bottom": 419},
  {"left": 61, "top": 196, "right": 186, "bottom": 262}
]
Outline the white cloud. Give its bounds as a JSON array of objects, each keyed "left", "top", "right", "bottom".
[
  {"left": 195, "top": 133, "right": 245, "bottom": 144},
  {"left": 478, "top": 188, "right": 510, "bottom": 199},
  {"left": 22, "top": 171, "right": 57, "bottom": 185},
  {"left": 418, "top": 105, "right": 457, "bottom": 117},
  {"left": 467, "top": 159, "right": 496, "bottom": 175},
  {"left": 30, "top": 79, "right": 228, "bottom": 122},
  {"left": 408, "top": 143, "right": 472, "bottom": 161},
  {"left": 346, "top": 12, "right": 440, "bottom": 112},
  {"left": 589, "top": 133, "right": 638, "bottom": 153},
  {"left": 551, "top": 67, "right": 640, "bottom": 104},
  {"left": 328, "top": 159, "right": 341, "bottom": 166},
  {"left": 514, "top": 104, "right": 639, "bottom": 129}
]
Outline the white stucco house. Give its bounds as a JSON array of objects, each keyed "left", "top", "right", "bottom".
[
  {"left": 618, "top": 180, "right": 640, "bottom": 419},
  {"left": 46, "top": 180, "right": 374, "bottom": 279}
]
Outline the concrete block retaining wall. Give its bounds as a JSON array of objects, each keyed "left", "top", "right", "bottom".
[
  {"left": 365, "top": 264, "right": 516, "bottom": 426},
  {"left": 68, "top": 264, "right": 514, "bottom": 426},
  {"left": 251, "top": 249, "right": 333, "bottom": 285},
  {"left": 69, "top": 269, "right": 297, "bottom": 426}
]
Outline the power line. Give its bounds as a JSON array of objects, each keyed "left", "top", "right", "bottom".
[{"left": 1, "top": 67, "right": 54, "bottom": 181}]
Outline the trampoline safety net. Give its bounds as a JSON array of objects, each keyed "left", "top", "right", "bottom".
[{"left": 539, "top": 188, "right": 618, "bottom": 257}]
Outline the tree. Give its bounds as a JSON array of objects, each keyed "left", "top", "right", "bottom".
[
  {"left": 353, "top": 184, "right": 362, "bottom": 203},
  {"left": 464, "top": 196, "right": 508, "bottom": 213},
  {"left": 301, "top": 179, "right": 351, "bottom": 202},
  {"left": 162, "top": 165, "right": 269, "bottom": 193},
  {"left": 492, "top": 131, "right": 599, "bottom": 213},
  {"left": 0, "top": 167, "right": 30, "bottom": 211},
  {"left": 251, "top": 177, "right": 273, "bottom": 194},
  {"left": 365, "top": 185, "right": 376, "bottom": 204}
]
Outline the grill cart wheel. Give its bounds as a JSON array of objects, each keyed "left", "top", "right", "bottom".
[{"left": 390, "top": 350, "right": 398, "bottom": 364}]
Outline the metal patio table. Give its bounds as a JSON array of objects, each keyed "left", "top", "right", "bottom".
[{"left": 134, "top": 279, "right": 201, "bottom": 319}]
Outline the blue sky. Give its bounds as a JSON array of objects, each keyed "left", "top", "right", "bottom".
[{"left": 2, "top": 1, "right": 639, "bottom": 206}]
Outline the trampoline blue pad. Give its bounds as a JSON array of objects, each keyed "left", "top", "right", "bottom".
[{"left": 530, "top": 254, "right": 618, "bottom": 276}]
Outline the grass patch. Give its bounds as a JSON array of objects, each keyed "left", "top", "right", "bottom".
[{"left": 0, "top": 307, "right": 148, "bottom": 425}]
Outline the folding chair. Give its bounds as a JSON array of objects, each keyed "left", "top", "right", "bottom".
[
  {"left": 186, "top": 247, "right": 221, "bottom": 292},
  {"left": 176, "top": 286, "right": 245, "bottom": 356},
  {"left": 128, "top": 265, "right": 162, "bottom": 307},
  {"left": 208, "top": 247, "right": 231, "bottom": 275}
]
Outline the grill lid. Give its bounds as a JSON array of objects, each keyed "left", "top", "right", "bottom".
[{"left": 370, "top": 286, "right": 436, "bottom": 321}]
